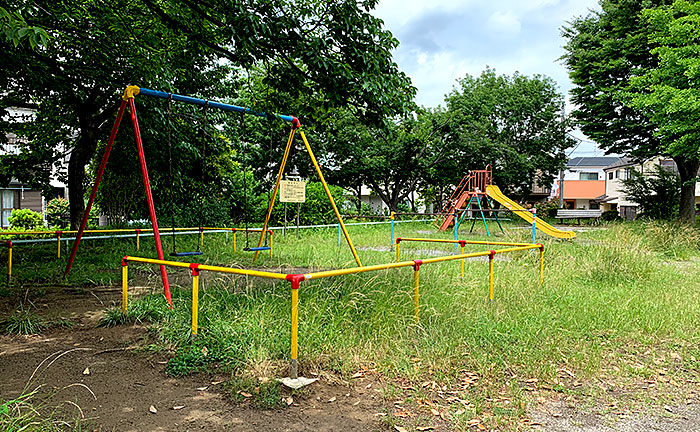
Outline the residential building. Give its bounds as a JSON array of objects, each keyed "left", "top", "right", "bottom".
[
  {"left": 598, "top": 157, "right": 700, "bottom": 220},
  {"left": 551, "top": 157, "right": 621, "bottom": 210},
  {"left": 1, "top": 107, "right": 69, "bottom": 227}
]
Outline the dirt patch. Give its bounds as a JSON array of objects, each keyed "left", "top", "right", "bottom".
[
  {"left": 0, "top": 288, "right": 389, "bottom": 431},
  {"left": 529, "top": 397, "right": 700, "bottom": 431}
]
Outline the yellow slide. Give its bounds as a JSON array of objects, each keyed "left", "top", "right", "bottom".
[{"left": 485, "top": 185, "right": 576, "bottom": 239}]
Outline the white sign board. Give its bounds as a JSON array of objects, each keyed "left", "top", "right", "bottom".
[{"left": 280, "top": 180, "right": 306, "bottom": 203}]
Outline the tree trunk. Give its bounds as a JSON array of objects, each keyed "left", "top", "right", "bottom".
[
  {"left": 355, "top": 184, "right": 362, "bottom": 213},
  {"left": 673, "top": 156, "right": 700, "bottom": 224},
  {"left": 68, "top": 128, "right": 99, "bottom": 229}
]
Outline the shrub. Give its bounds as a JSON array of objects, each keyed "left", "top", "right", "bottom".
[
  {"left": 621, "top": 166, "right": 680, "bottom": 220},
  {"left": 601, "top": 210, "right": 621, "bottom": 222},
  {"left": 8, "top": 209, "right": 43, "bottom": 230},
  {"left": 45, "top": 198, "right": 69, "bottom": 227}
]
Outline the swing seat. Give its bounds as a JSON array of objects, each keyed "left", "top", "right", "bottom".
[
  {"left": 243, "top": 246, "right": 270, "bottom": 252},
  {"left": 170, "top": 251, "right": 204, "bottom": 257}
]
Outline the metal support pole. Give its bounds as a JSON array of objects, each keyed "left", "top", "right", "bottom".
[
  {"left": 65, "top": 100, "right": 127, "bottom": 278},
  {"left": 136, "top": 229, "right": 140, "bottom": 251},
  {"left": 488, "top": 251, "right": 495, "bottom": 301},
  {"left": 413, "top": 261, "right": 421, "bottom": 323},
  {"left": 531, "top": 209, "right": 537, "bottom": 244},
  {"left": 232, "top": 230, "right": 236, "bottom": 253},
  {"left": 538, "top": 244, "right": 544, "bottom": 286},
  {"left": 460, "top": 245, "right": 465, "bottom": 277},
  {"left": 395, "top": 241, "right": 400, "bottom": 263},
  {"left": 289, "top": 276, "right": 301, "bottom": 379},
  {"left": 199, "top": 227, "right": 204, "bottom": 249},
  {"left": 269, "top": 232, "right": 273, "bottom": 258},
  {"left": 453, "top": 211, "right": 458, "bottom": 250},
  {"left": 57, "top": 233, "right": 61, "bottom": 258},
  {"left": 390, "top": 212, "right": 395, "bottom": 251},
  {"left": 337, "top": 223, "right": 341, "bottom": 246},
  {"left": 7, "top": 242, "right": 12, "bottom": 286},
  {"left": 121, "top": 260, "right": 128, "bottom": 315},
  {"left": 192, "top": 266, "right": 200, "bottom": 336}
]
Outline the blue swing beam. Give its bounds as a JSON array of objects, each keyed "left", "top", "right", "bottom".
[
  {"left": 129, "top": 87, "right": 290, "bottom": 255},
  {"left": 135, "top": 87, "right": 297, "bottom": 123}
]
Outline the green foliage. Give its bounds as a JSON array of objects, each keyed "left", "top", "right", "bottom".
[
  {"left": 601, "top": 210, "right": 622, "bottom": 222},
  {"left": 443, "top": 68, "right": 575, "bottom": 198},
  {"left": 263, "top": 182, "right": 348, "bottom": 226},
  {"left": 561, "top": 0, "right": 699, "bottom": 222},
  {"left": 8, "top": 208, "right": 43, "bottom": 230},
  {"left": 621, "top": 166, "right": 681, "bottom": 219},
  {"left": 0, "top": 6, "right": 49, "bottom": 49},
  {"left": 45, "top": 198, "right": 69, "bottom": 228}
]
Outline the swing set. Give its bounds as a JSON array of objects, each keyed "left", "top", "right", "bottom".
[{"left": 64, "top": 86, "right": 361, "bottom": 306}]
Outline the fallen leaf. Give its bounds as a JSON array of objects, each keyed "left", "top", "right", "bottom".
[
  {"left": 196, "top": 386, "right": 208, "bottom": 391},
  {"left": 172, "top": 405, "right": 185, "bottom": 410},
  {"left": 284, "top": 396, "right": 293, "bottom": 406},
  {"left": 328, "top": 397, "right": 336, "bottom": 403},
  {"left": 210, "top": 380, "right": 224, "bottom": 385},
  {"left": 671, "top": 353, "right": 682, "bottom": 361},
  {"left": 417, "top": 427, "right": 434, "bottom": 431},
  {"left": 394, "top": 426, "right": 408, "bottom": 432},
  {"left": 239, "top": 391, "right": 252, "bottom": 398},
  {"left": 430, "top": 408, "right": 440, "bottom": 416},
  {"left": 455, "top": 409, "right": 465, "bottom": 415},
  {"left": 201, "top": 346, "right": 208, "bottom": 356},
  {"left": 393, "top": 410, "right": 410, "bottom": 418},
  {"left": 82, "top": 367, "right": 90, "bottom": 375},
  {"left": 157, "top": 361, "right": 168, "bottom": 365},
  {"left": 353, "top": 401, "right": 360, "bottom": 406},
  {"left": 365, "top": 383, "right": 372, "bottom": 389},
  {"left": 477, "top": 424, "right": 486, "bottom": 430},
  {"left": 351, "top": 372, "right": 363, "bottom": 379},
  {"left": 664, "top": 405, "right": 673, "bottom": 413},
  {"left": 149, "top": 405, "right": 157, "bottom": 414}
]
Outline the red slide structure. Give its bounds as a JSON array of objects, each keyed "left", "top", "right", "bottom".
[{"left": 434, "top": 166, "right": 492, "bottom": 231}]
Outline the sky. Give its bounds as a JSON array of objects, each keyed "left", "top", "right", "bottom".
[{"left": 372, "top": 0, "right": 604, "bottom": 157}]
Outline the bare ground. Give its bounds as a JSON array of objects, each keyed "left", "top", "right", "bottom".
[{"left": 0, "top": 287, "right": 389, "bottom": 432}]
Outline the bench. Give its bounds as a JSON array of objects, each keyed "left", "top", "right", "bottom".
[{"left": 555, "top": 209, "right": 602, "bottom": 224}]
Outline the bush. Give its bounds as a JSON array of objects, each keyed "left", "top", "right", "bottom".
[
  {"left": 8, "top": 209, "right": 43, "bottom": 230},
  {"left": 45, "top": 198, "right": 69, "bottom": 227},
  {"left": 621, "top": 166, "right": 680, "bottom": 220},
  {"left": 601, "top": 210, "right": 622, "bottom": 222}
]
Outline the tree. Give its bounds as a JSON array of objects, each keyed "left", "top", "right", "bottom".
[
  {"left": 621, "top": 165, "right": 680, "bottom": 219},
  {"left": 443, "top": 68, "right": 574, "bottom": 199},
  {"left": 1, "top": 0, "right": 415, "bottom": 227},
  {"left": 561, "top": 0, "right": 700, "bottom": 223},
  {"left": 624, "top": 0, "right": 700, "bottom": 222}
]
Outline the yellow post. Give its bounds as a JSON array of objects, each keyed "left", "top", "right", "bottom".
[
  {"left": 192, "top": 267, "right": 200, "bottom": 336},
  {"left": 269, "top": 232, "right": 273, "bottom": 258},
  {"left": 539, "top": 246, "right": 544, "bottom": 286},
  {"left": 7, "top": 244, "right": 12, "bottom": 285},
  {"left": 136, "top": 230, "right": 140, "bottom": 251},
  {"left": 57, "top": 233, "right": 61, "bottom": 258},
  {"left": 299, "top": 130, "right": 362, "bottom": 267},
  {"left": 460, "top": 245, "right": 465, "bottom": 277},
  {"left": 290, "top": 276, "right": 301, "bottom": 379},
  {"left": 488, "top": 251, "right": 495, "bottom": 301},
  {"left": 413, "top": 266, "right": 420, "bottom": 322},
  {"left": 232, "top": 230, "right": 236, "bottom": 253},
  {"left": 121, "top": 262, "right": 128, "bottom": 315},
  {"left": 199, "top": 228, "right": 204, "bottom": 248},
  {"left": 396, "top": 242, "right": 400, "bottom": 263},
  {"left": 254, "top": 127, "right": 296, "bottom": 263}
]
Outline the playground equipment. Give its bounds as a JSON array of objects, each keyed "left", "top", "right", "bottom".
[
  {"left": 120, "top": 239, "right": 544, "bottom": 380},
  {"left": 64, "top": 85, "right": 362, "bottom": 306},
  {"left": 435, "top": 166, "right": 576, "bottom": 239}
]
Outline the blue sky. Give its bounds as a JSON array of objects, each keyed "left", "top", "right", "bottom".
[{"left": 372, "top": 0, "right": 604, "bottom": 156}]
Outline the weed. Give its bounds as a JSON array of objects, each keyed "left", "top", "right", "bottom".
[
  {"left": 223, "top": 375, "right": 284, "bottom": 409},
  {"left": 1, "top": 308, "right": 47, "bottom": 335}
]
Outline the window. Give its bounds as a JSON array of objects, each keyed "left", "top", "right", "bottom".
[
  {"left": 624, "top": 168, "right": 631, "bottom": 180},
  {"left": 589, "top": 200, "right": 600, "bottom": 210},
  {"left": 615, "top": 170, "right": 620, "bottom": 179},
  {"left": 1, "top": 190, "right": 15, "bottom": 227},
  {"left": 579, "top": 172, "right": 599, "bottom": 181},
  {"left": 608, "top": 172, "right": 613, "bottom": 180}
]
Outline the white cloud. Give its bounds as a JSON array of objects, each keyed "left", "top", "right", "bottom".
[{"left": 485, "top": 10, "right": 521, "bottom": 36}]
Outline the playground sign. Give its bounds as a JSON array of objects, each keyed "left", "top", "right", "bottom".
[{"left": 280, "top": 179, "right": 306, "bottom": 203}]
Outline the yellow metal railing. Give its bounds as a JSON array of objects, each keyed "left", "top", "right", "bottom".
[{"left": 121, "top": 239, "right": 545, "bottom": 379}]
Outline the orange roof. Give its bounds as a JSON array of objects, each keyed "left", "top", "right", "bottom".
[{"left": 557, "top": 180, "right": 605, "bottom": 199}]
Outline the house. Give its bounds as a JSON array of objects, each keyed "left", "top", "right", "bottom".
[
  {"left": 551, "top": 157, "right": 621, "bottom": 210},
  {"left": 1, "top": 107, "right": 69, "bottom": 228},
  {"left": 597, "top": 157, "right": 700, "bottom": 220}
]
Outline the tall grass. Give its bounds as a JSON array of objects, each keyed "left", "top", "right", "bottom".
[{"left": 5, "top": 220, "right": 700, "bottom": 428}]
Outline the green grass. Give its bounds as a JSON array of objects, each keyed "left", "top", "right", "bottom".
[{"left": 3, "top": 219, "right": 700, "bottom": 429}]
